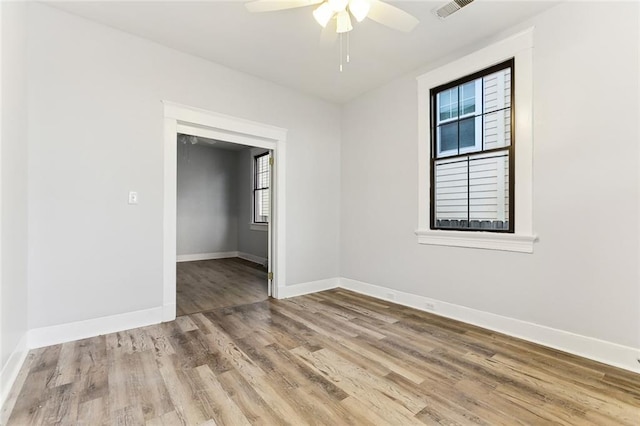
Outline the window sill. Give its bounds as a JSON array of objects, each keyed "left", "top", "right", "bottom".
[
  {"left": 415, "top": 229, "right": 537, "bottom": 253},
  {"left": 250, "top": 223, "right": 268, "bottom": 232}
]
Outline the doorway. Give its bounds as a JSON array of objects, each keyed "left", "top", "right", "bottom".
[
  {"left": 162, "top": 102, "right": 287, "bottom": 322},
  {"left": 175, "top": 134, "right": 270, "bottom": 315}
]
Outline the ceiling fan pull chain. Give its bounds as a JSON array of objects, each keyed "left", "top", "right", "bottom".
[
  {"left": 346, "top": 32, "right": 350, "bottom": 63},
  {"left": 339, "top": 33, "right": 343, "bottom": 72}
]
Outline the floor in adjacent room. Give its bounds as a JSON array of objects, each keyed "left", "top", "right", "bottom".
[
  {"left": 3, "top": 288, "right": 639, "bottom": 425},
  {"left": 176, "top": 257, "right": 268, "bottom": 316}
]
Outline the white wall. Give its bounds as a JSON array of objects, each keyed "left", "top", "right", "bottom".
[
  {"left": 177, "top": 143, "right": 239, "bottom": 256},
  {"left": 341, "top": 2, "right": 639, "bottom": 349},
  {"left": 0, "top": 0, "right": 29, "bottom": 401},
  {"left": 27, "top": 3, "right": 341, "bottom": 330},
  {"left": 237, "top": 148, "right": 268, "bottom": 260}
]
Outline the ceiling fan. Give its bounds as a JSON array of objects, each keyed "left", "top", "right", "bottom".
[{"left": 245, "top": 0, "right": 419, "bottom": 34}]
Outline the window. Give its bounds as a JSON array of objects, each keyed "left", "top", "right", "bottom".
[
  {"left": 431, "top": 60, "right": 514, "bottom": 232},
  {"left": 253, "top": 152, "right": 270, "bottom": 224},
  {"left": 415, "top": 29, "right": 537, "bottom": 253}
]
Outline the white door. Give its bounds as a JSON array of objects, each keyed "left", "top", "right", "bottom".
[{"left": 267, "top": 150, "right": 274, "bottom": 297}]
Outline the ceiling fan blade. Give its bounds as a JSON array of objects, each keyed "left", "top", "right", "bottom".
[
  {"left": 245, "top": 0, "right": 323, "bottom": 13},
  {"left": 367, "top": 0, "right": 419, "bottom": 32},
  {"left": 319, "top": 18, "right": 338, "bottom": 48}
]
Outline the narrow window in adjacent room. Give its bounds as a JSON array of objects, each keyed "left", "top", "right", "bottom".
[{"left": 253, "top": 152, "right": 270, "bottom": 223}]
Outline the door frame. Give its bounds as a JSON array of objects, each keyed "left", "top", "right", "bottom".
[{"left": 162, "top": 101, "right": 287, "bottom": 322}]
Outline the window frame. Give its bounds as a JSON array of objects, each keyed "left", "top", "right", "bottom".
[
  {"left": 253, "top": 151, "right": 270, "bottom": 225},
  {"left": 415, "top": 28, "right": 537, "bottom": 253},
  {"left": 430, "top": 59, "right": 515, "bottom": 233}
]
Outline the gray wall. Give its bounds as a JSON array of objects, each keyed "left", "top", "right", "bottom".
[
  {"left": 237, "top": 148, "right": 268, "bottom": 259},
  {"left": 27, "top": 3, "right": 341, "bottom": 330},
  {"left": 177, "top": 143, "right": 239, "bottom": 256},
  {"left": 340, "top": 2, "right": 639, "bottom": 349},
  {"left": 177, "top": 144, "right": 269, "bottom": 261},
  {"left": 1, "top": 0, "right": 29, "bottom": 384}
]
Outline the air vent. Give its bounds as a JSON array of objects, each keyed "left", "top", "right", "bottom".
[{"left": 435, "top": 0, "right": 475, "bottom": 19}]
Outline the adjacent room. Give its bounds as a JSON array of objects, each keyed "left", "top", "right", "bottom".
[
  {"left": 1, "top": 1, "right": 638, "bottom": 425},
  {"left": 175, "top": 133, "right": 270, "bottom": 315}
]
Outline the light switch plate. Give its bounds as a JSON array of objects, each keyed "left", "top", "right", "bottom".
[{"left": 128, "top": 191, "right": 138, "bottom": 205}]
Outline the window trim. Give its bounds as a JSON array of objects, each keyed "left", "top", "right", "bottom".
[
  {"left": 416, "top": 28, "right": 537, "bottom": 253},
  {"left": 430, "top": 59, "right": 515, "bottom": 233}
]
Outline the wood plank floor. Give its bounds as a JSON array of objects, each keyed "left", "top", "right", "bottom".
[
  {"left": 3, "top": 289, "right": 639, "bottom": 425},
  {"left": 176, "top": 258, "right": 268, "bottom": 316}
]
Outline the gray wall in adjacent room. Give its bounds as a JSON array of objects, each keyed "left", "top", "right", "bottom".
[
  {"left": 176, "top": 143, "right": 239, "bottom": 256},
  {"left": 177, "top": 143, "right": 269, "bottom": 262}
]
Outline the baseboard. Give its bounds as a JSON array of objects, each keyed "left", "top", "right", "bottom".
[
  {"left": 176, "top": 251, "right": 239, "bottom": 262},
  {"left": 237, "top": 252, "right": 267, "bottom": 266},
  {"left": 28, "top": 306, "right": 164, "bottom": 349},
  {"left": 176, "top": 252, "right": 267, "bottom": 266},
  {"left": 340, "top": 278, "right": 640, "bottom": 374},
  {"left": 17, "top": 275, "right": 639, "bottom": 376},
  {"left": 277, "top": 277, "right": 339, "bottom": 299},
  {"left": 0, "top": 333, "right": 28, "bottom": 412},
  {"left": 162, "top": 303, "right": 176, "bottom": 322}
]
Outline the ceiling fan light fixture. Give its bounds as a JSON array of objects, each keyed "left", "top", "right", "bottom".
[
  {"left": 313, "top": 2, "right": 334, "bottom": 27},
  {"left": 348, "top": 0, "right": 370, "bottom": 22},
  {"left": 328, "top": 0, "right": 349, "bottom": 13},
  {"left": 336, "top": 10, "right": 353, "bottom": 33}
]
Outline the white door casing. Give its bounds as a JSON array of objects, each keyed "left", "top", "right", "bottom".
[{"left": 163, "top": 101, "right": 287, "bottom": 321}]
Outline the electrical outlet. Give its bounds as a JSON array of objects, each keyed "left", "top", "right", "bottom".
[{"left": 424, "top": 302, "right": 436, "bottom": 311}]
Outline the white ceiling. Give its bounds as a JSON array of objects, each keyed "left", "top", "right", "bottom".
[{"left": 48, "top": 0, "right": 560, "bottom": 103}]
